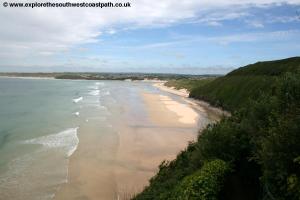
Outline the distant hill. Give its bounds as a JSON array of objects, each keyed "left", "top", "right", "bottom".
[
  {"left": 228, "top": 57, "right": 300, "bottom": 76},
  {"left": 0, "top": 72, "right": 212, "bottom": 81},
  {"left": 190, "top": 57, "right": 300, "bottom": 111}
]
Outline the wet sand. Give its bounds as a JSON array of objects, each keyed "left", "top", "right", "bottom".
[{"left": 55, "top": 84, "right": 223, "bottom": 200}]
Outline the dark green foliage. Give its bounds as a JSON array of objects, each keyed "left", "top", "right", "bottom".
[
  {"left": 228, "top": 57, "right": 300, "bottom": 76},
  {"left": 189, "top": 57, "right": 300, "bottom": 111},
  {"left": 190, "top": 75, "right": 275, "bottom": 111},
  {"left": 197, "top": 119, "right": 250, "bottom": 163},
  {"left": 172, "top": 159, "right": 230, "bottom": 200},
  {"left": 134, "top": 58, "right": 300, "bottom": 200},
  {"left": 134, "top": 143, "right": 202, "bottom": 200},
  {"left": 253, "top": 73, "right": 300, "bottom": 200},
  {"left": 165, "top": 78, "right": 215, "bottom": 92}
]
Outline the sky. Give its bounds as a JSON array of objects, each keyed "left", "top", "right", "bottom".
[{"left": 0, "top": 0, "right": 300, "bottom": 74}]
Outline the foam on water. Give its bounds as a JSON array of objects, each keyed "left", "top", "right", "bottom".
[
  {"left": 95, "top": 82, "right": 104, "bottom": 86},
  {"left": 22, "top": 127, "right": 79, "bottom": 157},
  {"left": 0, "top": 127, "right": 79, "bottom": 200},
  {"left": 88, "top": 90, "right": 100, "bottom": 96},
  {"left": 72, "top": 97, "right": 83, "bottom": 103},
  {"left": 88, "top": 85, "right": 99, "bottom": 90}
]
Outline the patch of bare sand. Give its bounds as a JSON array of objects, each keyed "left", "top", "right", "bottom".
[
  {"left": 54, "top": 123, "right": 120, "bottom": 200},
  {"left": 114, "top": 124, "right": 196, "bottom": 198},
  {"left": 153, "top": 82, "right": 189, "bottom": 97},
  {"left": 142, "top": 93, "right": 200, "bottom": 126},
  {"left": 55, "top": 92, "right": 200, "bottom": 200},
  {"left": 153, "top": 82, "right": 230, "bottom": 120},
  {"left": 159, "top": 94, "right": 199, "bottom": 124}
]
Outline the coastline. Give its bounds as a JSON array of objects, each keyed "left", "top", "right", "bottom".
[
  {"left": 153, "top": 82, "right": 189, "bottom": 97},
  {"left": 0, "top": 76, "right": 227, "bottom": 199},
  {"left": 153, "top": 82, "right": 230, "bottom": 118},
  {"left": 54, "top": 81, "right": 224, "bottom": 200},
  {"left": 0, "top": 75, "right": 55, "bottom": 80}
]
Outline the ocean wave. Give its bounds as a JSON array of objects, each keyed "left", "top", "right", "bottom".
[
  {"left": 88, "top": 85, "right": 99, "bottom": 90},
  {"left": 85, "top": 116, "right": 107, "bottom": 121},
  {"left": 88, "top": 90, "right": 100, "bottom": 96},
  {"left": 72, "top": 96, "right": 83, "bottom": 103},
  {"left": 74, "top": 112, "right": 80, "bottom": 117},
  {"left": 95, "top": 82, "right": 104, "bottom": 86},
  {"left": 22, "top": 128, "right": 79, "bottom": 157},
  {"left": 1, "top": 129, "right": 76, "bottom": 200}
]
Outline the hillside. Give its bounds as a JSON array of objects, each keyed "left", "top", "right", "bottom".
[
  {"left": 189, "top": 57, "right": 300, "bottom": 111},
  {"left": 164, "top": 78, "right": 216, "bottom": 92},
  {"left": 134, "top": 57, "right": 300, "bottom": 200}
]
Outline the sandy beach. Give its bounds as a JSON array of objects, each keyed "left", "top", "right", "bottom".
[
  {"left": 153, "top": 82, "right": 230, "bottom": 119},
  {"left": 142, "top": 93, "right": 199, "bottom": 125},
  {"left": 54, "top": 83, "right": 224, "bottom": 200},
  {"left": 153, "top": 82, "right": 189, "bottom": 97}
]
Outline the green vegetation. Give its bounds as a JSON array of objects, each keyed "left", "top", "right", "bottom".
[
  {"left": 165, "top": 78, "right": 215, "bottom": 92},
  {"left": 0, "top": 72, "right": 58, "bottom": 78},
  {"left": 189, "top": 57, "right": 300, "bottom": 111},
  {"left": 54, "top": 73, "right": 212, "bottom": 81},
  {"left": 0, "top": 72, "right": 212, "bottom": 81},
  {"left": 172, "top": 159, "right": 230, "bottom": 200},
  {"left": 134, "top": 57, "right": 300, "bottom": 200}
]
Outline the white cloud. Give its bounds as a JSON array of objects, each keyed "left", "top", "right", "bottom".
[
  {"left": 123, "top": 29, "right": 300, "bottom": 48},
  {"left": 208, "top": 29, "right": 300, "bottom": 45},
  {"left": 267, "top": 15, "right": 300, "bottom": 23},
  {"left": 0, "top": 0, "right": 300, "bottom": 68},
  {"left": 107, "top": 29, "right": 117, "bottom": 35},
  {"left": 247, "top": 20, "right": 265, "bottom": 28},
  {"left": 191, "top": 10, "right": 249, "bottom": 26},
  {"left": 206, "top": 21, "right": 223, "bottom": 26}
]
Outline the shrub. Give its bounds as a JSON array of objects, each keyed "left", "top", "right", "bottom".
[{"left": 172, "top": 159, "right": 230, "bottom": 200}]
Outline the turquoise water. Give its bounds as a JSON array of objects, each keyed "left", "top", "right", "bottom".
[
  {"left": 0, "top": 78, "right": 82, "bottom": 199},
  {"left": 0, "top": 77, "right": 160, "bottom": 199},
  {"left": 0, "top": 77, "right": 205, "bottom": 199},
  {"left": 0, "top": 78, "right": 113, "bottom": 199}
]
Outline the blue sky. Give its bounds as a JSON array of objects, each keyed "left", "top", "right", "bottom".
[{"left": 0, "top": 0, "right": 300, "bottom": 74}]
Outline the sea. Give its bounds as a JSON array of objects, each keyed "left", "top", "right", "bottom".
[{"left": 0, "top": 77, "right": 159, "bottom": 200}]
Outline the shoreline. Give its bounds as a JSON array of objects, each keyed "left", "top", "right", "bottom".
[
  {"left": 0, "top": 75, "right": 55, "bottom": 80},
  {"left": 54, "top": 82, "right": 224, "bottom": 200},
  {"left": 153, "top": 82, "right": 230, "bottom": 118},
  {"left": 153, "top": 82, "right": 189, "bottom": 97},
  {"left": 1, "top": 76, "right": 227, "bottom": 199},
  {"left": 54, "top": 83, "right": 209, "bottom": 200}
]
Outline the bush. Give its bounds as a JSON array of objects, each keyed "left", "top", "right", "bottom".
[
  {"left": 172, "top": 159, "right": 230, "bottom": 200},
  {"left": 254, "top": 73, "right": 300, "bottom": 200},
  {"left": 134, "top": 58, "right": 300, "bottom": 200}
]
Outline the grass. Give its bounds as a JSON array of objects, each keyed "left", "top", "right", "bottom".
[{"left": 165, "top": 78, "right": 216, "bottom": 92}]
